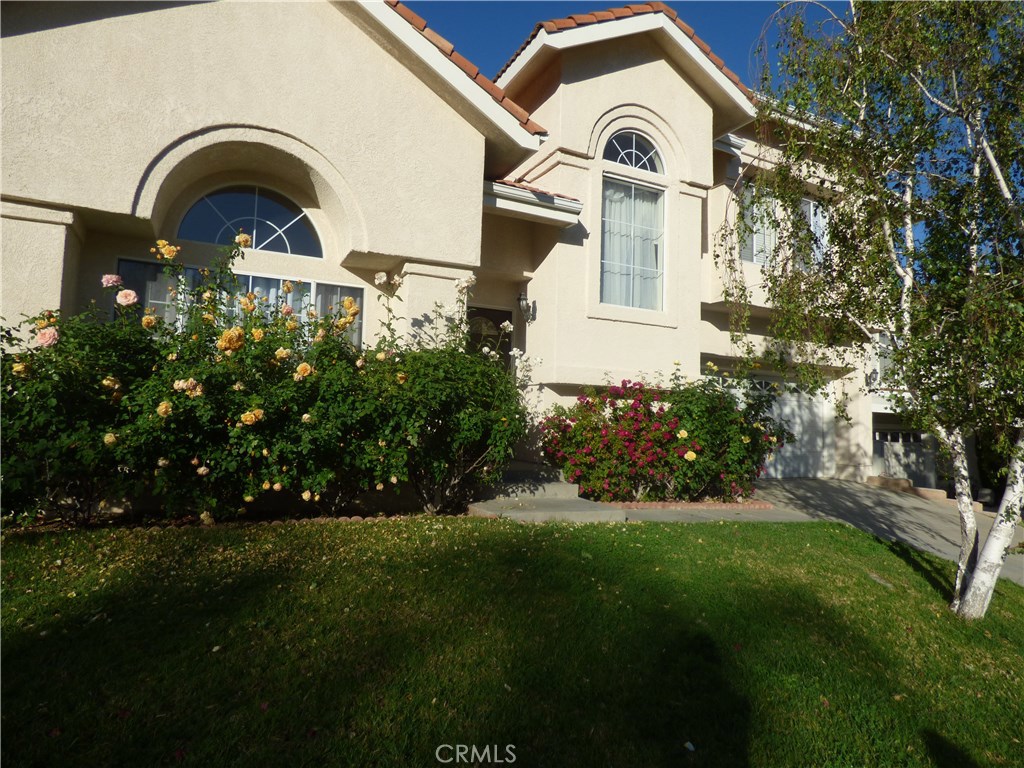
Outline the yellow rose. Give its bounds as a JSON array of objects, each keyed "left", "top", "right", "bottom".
[
  {"left": 103, "top": 432, "right": 117, "bottom": 446},
  {"left": 296, "top": 362, "right": 312, "bottom": 378},
  {"left": 12, "top": 362, "right": 29, "bottom": 377},
  {"left": 285, "top": 320, "right": 299, "bottom": 332},
  {"left": 272, "top": 482, "right": 283, "bottom": 492},
  {"left": 375, "top": 351, "right": 386, "bottom": 362},
  {"left": 262, "top": 480, "right": 271, "bottom": 491},
  {"left": 275, "top": 348, "right": 292, "bottom": 361},
  {"left": 156, "top": 401, "right": 173, "bottom": 418},
  {"left": 240, "top": 411, "right": 257, "bottom": 426},
  {"left": 282, "top": 280, "right": 294, "bottom": 295},
  {"left": 251, "top": 328, "right": 264, "bottom": 342},
  {"left": 396, "top": 372, "right": 408, "bottom": 384},
  {"left": 216, "top": 327, "right": 245, "bottom": 351},
  {"left": 253, "top": 408, "right": 265, "bottom": 421},
  {"left": 677, "top": 429, "right": 688, "bottom": 439},
  {"left": 235, "top": 232, "right": 252, "bottom": 248},
  {"left": 141, "top": 315, "right": 157, "bottom": 329},
  {"left": 301, "top": 490, "right": 312, "bottom": 502},
  {"left": 684, "top": 450, "right": 697, "bottom": 462},
  {"left": 742, "top": 436, "right": 751, "bottom": 444}
]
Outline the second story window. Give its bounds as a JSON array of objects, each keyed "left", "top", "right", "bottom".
[
  {"left": 601, "top": 131, "right": 665, "bottom": 311},
  {"left": 740, "top": 188, "right": 829, "bottom": 267}
]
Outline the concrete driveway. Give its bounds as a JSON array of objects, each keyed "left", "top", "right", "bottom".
[{"left": 753, "top": 479, "right": 1024, "bottom": 587}]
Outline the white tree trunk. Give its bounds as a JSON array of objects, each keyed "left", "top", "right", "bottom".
[
  {"left": 937, "top": 426, "right": 979, "bottom": 609},
  {"left": 956, "top": 431, "right": 1024, "bottom": 621}
]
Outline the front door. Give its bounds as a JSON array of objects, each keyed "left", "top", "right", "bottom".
[{"left": 467, "top": 306, "right": 513, "bottom": 366}]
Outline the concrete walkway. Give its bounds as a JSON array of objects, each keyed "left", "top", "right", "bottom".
[{"left": 470, "top": 479, "right": 1024, "bottom": 586}]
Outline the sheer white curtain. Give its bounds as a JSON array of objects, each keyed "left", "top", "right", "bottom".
[
  {"left": 315, "top": 284, "right": 363, "bottom": 344},
  {"left": 632, "top": 185, "right": 664, "bottom": 310},
  {"left": 601, "top": 179, "right": 664, "bottom": 309}
]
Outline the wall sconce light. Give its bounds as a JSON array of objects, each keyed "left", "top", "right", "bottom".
[{"left": 518, "top": 292, "right": 532, "bottom": 321}]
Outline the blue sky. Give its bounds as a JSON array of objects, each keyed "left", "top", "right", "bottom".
[{"left": 404, "top": 1, "right": 794, "bottom": 84}]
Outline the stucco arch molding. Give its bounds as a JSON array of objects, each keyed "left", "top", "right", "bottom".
[
  {"left": 133, "top": 125, "right": 368, "bottom": 255},
  {"left": 587, "top": 105, "right": 689, "bottom": 182}
]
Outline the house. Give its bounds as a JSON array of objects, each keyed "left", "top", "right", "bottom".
[{"left": 0, "top": 0, "right": 933, "bottom": 485}]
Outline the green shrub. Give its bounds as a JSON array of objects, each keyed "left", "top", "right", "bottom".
[
  {"left": 1, "top": 240, "right": 526, "bottom": 523},
  {"left": 541, "top": 368, "right": 792, "bottom": 502},
  {"left": 1, "top": 306, "right": 162, "bottom": 522}
]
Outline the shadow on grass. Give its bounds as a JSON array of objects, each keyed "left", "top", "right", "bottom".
[
  {"left": 922, "top": 730, "right": 982, "bottom": 768},
  {"left": 885, "top": 540, "right": 954, "bottom": 603},
  {"left": 0, "top": 522, "right": 984, "bottom": 767}
]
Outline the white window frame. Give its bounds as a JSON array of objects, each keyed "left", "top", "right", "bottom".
[{"left": 599, "top": 130, "right": 667, "bottom": 312}]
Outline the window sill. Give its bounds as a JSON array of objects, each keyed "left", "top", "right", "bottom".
[{"left": 587, "top": 302, "right": 678, "bottom": 329}]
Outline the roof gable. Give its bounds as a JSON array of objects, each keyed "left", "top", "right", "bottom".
[{"left": 496, "top": 3, "right": 755, "bottom": 138}]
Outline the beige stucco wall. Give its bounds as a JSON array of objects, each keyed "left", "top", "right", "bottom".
[{"left": 2, "top": 0, "right": 486, "bottom": 327}]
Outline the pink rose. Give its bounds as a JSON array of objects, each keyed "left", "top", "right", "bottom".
[
  {"left": 116, "top": 289, "right": 139, "bottom": 307},
  {"left": 281, "top": 304, "right": 294, "bottom": 316},
  {"left": 37, "top": 327, "right": 59, "bottom": 347},
  {"left": 101, "top": 274, "right": 123, "bottom": 288}
]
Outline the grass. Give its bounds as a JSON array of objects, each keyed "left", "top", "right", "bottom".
[{"left": 2, "top": 518, "right": 1022, "bottom": 768}]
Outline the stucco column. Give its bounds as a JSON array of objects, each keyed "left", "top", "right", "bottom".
[
  {"left": 1, "top": 202, "right": 83, "bottom": 324},
  {"left": 834, "top": 376, "right": 875, "bottom": 481},
  {"left": 396, "top": 262, "right": 475, "bottom": 345}
]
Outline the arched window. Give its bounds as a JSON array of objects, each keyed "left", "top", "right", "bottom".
[
  {"left": 601, "top": 131, "right": 665, "bottom": 310},
  {"left": 178, "top": 185, "right": 323, "bottom": 258},
  {"left": 603, "top": 130, "right": 664, "bottom": 173}
]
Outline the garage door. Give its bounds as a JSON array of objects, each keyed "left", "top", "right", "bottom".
[{"left": 764, "top": 389, "right": 836, "bottom": 478}]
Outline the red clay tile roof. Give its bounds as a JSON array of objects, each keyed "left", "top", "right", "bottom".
[
  {"left": 384, "top": 1, "right": 547, "bottom": 136},
  {"left": 496, "top": 2, "right": 753, "bottom": 101}
]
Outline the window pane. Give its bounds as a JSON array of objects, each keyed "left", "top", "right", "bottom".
[
  {"left": 600, "top": 179, "right": 664, "bottom": 310},
  {"left": 117, "top": 260, "right": 200, "bottom": 324},
  {"left": 315, "top": 283, "right": 363, "bottom": 346},
  {"left": 178, "top": 186, "right": 323, "bottom": 258},
  {"left": 603, "top": 131, "right": 663, "bottom": 174}
]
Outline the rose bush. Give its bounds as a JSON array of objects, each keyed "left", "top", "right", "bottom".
[
  {"left": 1, "top": 303, "right": 162, "bottom": 522},
  {"left": 541, "top": 367, "right": 792, "bottom": 502},
  {"left": 2, "top": 237, "right": 526, "bottom": 523}
]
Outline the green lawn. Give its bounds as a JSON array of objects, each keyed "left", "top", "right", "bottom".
[{"left": 2, "top": 518, "right": 1021, "bottom": 767}]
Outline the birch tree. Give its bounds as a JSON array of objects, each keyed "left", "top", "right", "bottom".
[{"left": 718, "top": 1, "right": 1024, "bottom": 619}]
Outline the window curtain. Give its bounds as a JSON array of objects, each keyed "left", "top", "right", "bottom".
[
  {"left": 601, "top": 179, "right": 664, "bottom": 310},
  {"left": 315, "top": 284, "right": 363, "bottom": 345}
]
